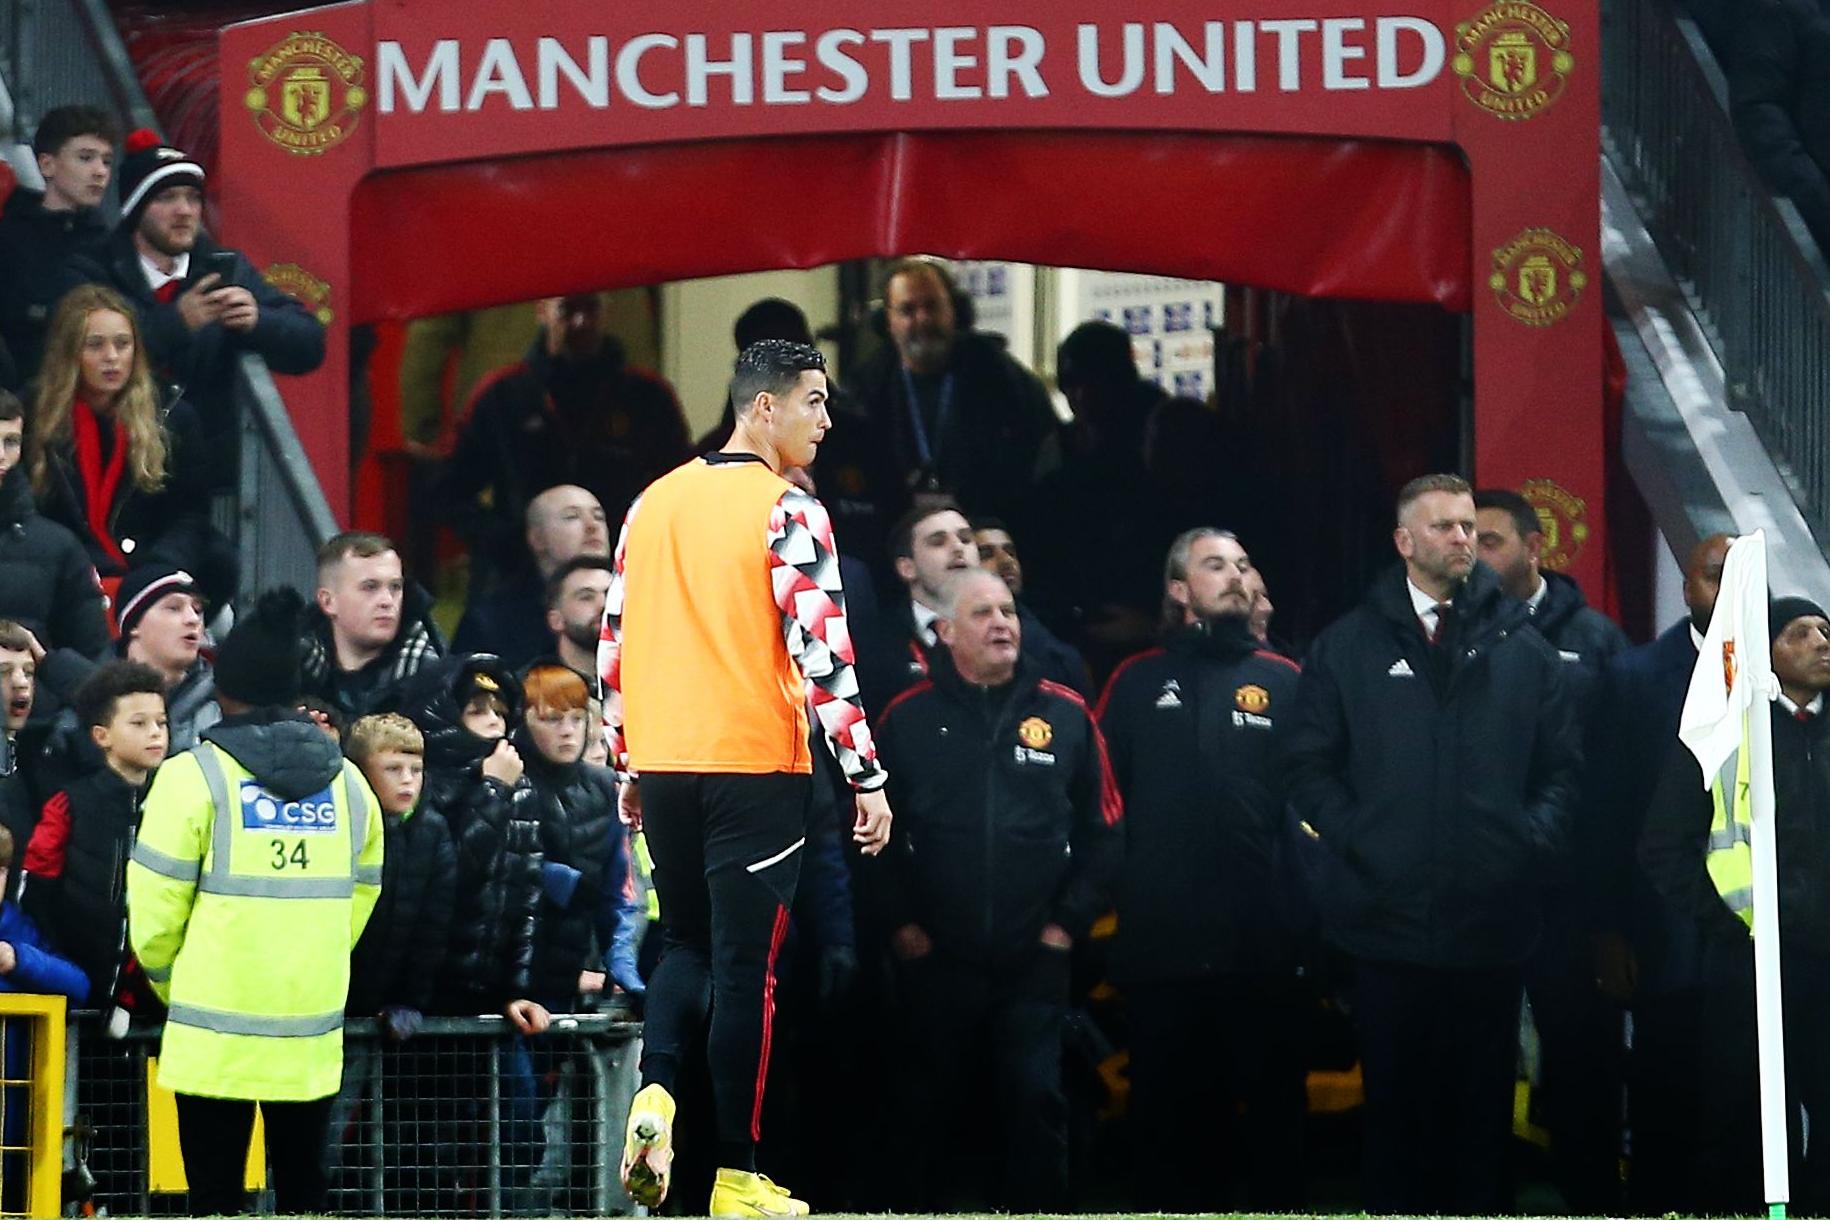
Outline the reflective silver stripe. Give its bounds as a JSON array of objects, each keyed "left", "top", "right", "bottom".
[
  {"left": 166, "top": 1003, "right": 343, "bottom": 1038},
  {"left": 354, "top": 866, "right": 383, "bottom": 886},
  {"left": 1709, "top": 824, "right": 1752, "bottom": 851},
  {"left": 199, "top": 873, "right": 354, "bottom": 899},
  {"left": 130, "top": 841, "right": 201, "bottom": 884},
  {"left": 1719, "top": 884, "right": 1755, "bottom": 914},
  {"left": 141, "top": 963, "right": 171, "bottom": 982},
  {"left": 193, "top": 744, "right": 235, "bottom": 884},
  {"left": 344, "top": 764, "right": 367, "bottom": 874},
  {"left": 745, "top": 837, "right": 805, "bottom": 874}
]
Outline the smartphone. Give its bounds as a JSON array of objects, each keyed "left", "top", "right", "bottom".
[{"left": 187, "top": 249, "right": 240, "bottom": 290}]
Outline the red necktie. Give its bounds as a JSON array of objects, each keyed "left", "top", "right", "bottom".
[
  {"left": 1797, "top": 708, "right": 1814, "bottom": 724},
  {"left": 153, "top": 279, "right": 181, "bottom": 304}
]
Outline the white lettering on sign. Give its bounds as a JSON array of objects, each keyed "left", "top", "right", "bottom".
[{"left": 373, "top": 18, "right": 1448, "bottom": 116}]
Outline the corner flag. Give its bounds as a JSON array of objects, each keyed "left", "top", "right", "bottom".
[{"left": 1677, "top": 530, "right": 1788, "bottom": 1217}]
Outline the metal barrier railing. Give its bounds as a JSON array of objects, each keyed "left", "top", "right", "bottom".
[
  {"left": 0, "top": 0, "right": 159, "bottom": 154},
  {"left": 1601, "top": 0, "right": 1830, "bottom": 545},
  {"left": 231, "top": 354, "right": 341, "bottom": 597},
  {"left": 65, "top": 1012, "right": 641, "bottom": 1218}
]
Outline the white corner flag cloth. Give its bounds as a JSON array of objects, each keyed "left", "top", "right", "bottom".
[{"left": 1679, "top": 531, "right": 1774, "bottom": 785}]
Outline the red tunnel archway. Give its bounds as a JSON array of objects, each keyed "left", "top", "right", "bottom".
[{"left": 217, "top": 0, "right": 1604, "bottom": 593}]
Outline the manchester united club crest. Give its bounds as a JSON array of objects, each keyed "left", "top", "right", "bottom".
[
  {"left": 1490, "top": 229, "right": 1586, "bottom": 327},
  {"left": 262, "top": 263, "right": 334, "bottom": 326},
  {"left": 1453, "top": 2, "right": 1575, "bottom": 120},
  {"left": 1235, "top": 685, "right": 1271, "bottom": 714},
  {"left": 1519, "top": 478, "right": 1591, "bottom": 570},
  {"left": 246, "top": 32, "right": 367, "bottom": 155},
  {"left": 1017, "top": 717, "right": 1054, "bottom": 750}
]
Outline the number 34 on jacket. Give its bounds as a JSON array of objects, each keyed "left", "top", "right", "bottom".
[{"left": 127, "top": 721, "right": 384, "bottom": 1103}]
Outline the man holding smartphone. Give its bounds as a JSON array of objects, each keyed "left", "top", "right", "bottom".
[{"left": 61, "top": 130, "right": 326, "bottom": 475}]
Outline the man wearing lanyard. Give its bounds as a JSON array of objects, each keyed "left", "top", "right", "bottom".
[{"left": 850, "top": 259, "right": 1060, "bottom": 521}]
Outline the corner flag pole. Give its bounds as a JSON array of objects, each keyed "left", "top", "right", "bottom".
[{"left": 1748, "top": 633, "right": 1789, "bottom": 1220}]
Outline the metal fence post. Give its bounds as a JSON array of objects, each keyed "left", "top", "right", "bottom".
[{"left": 486, "top": 1042, "right": 502, "bottom": 1220}]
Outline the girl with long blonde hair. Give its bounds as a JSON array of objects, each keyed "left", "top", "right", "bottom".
[{"left": 28, "top": 284, "right": 227, "bottom": 605}]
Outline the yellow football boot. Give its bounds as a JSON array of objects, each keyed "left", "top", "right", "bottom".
[
  {"left": 709, "top": 1167, "right": 811, "bottom": 1216},
  {"left": 619, "top": 1083, "right": 676, "bottom": 1208}
]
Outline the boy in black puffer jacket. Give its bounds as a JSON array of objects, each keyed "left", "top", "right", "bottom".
[
  {"left": 397, "top": 654, "right": 549, "bottom": 1032},
  {"left": 516, "top": 664, "right": 618, "bottom": 1012},
  {"left": 21, "top": 662, "right": 168, "bottom": 1020}
]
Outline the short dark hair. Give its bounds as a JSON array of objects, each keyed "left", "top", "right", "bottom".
[
  {"left": 734, "top": 299, "right": 811, "bottom": 351},
  {"left": 730, "top": 340, "right": 825, "bottom": 417},
  {"left": 1395, "top": 473, "right": 1472, "bottom": 524},
  {"left": 32, "top": 105, "right": 119, "bottom": 160},
  {"left": 298, "top": 694, "right": 347, "bottom": 738},
  {"left": 0, "top": 620, "right": 31, "bottom": 654},
  {"left": 880, "top": 257, "right": 959, "bottom": 300},
  {"left": 1473, "top": 488, "right": 1543, "bottom": 543},
  {"left": 889, "top": 497, "right": 966, "bottom": 562},
  {"left": 316, "top": 531, "right": 396, "bottom": 583},
  {"left": 546, "top": 554, "right": 614, "bottom": 611},
  {"left": 1056, "top": 320, "right": 1138, "bottom": 393},
  {"left": 0, "top": 392, "right": 21, "bottom": 425},
  {"left": 969, "top": 516, "right": 1011, "bottom": 536},
  {"left": 74, "top": 660, "right": 165, "bottom": 731}
]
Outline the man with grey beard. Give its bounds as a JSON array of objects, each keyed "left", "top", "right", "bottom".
[{"left": 849, "top": 259, "right": 1060, "bottom": 521}]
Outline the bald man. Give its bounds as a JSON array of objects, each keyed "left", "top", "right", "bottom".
[
  {"left": 1588, "top": 532, "right": 1730, "bottom": 1210},
  {"left": 453, "top": 484, "right": 612, "bottom": 669}
]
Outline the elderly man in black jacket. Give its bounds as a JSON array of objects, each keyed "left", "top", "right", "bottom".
[
  {"left": 1097, "top": 526, "right": 1307, "bottom": 1210},
  {"left": 871, "top": 567, "right": 1121, "bottom": 1212},
  {"left": 1288, "top": 472, "right": 1581, "bottom": 1214},
  {"left": 1640, "top": 597, "right": 1830, "bottom": 1213}
]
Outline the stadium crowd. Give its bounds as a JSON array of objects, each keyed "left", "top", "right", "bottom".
[{"left": 0, "top": 103, "right": 1821, "bottom": 1219}]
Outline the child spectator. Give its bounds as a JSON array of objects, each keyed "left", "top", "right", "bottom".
[
  {"left": 516, "top": 664, "right": 617, "bottom": 1011},
  {"left": 397, "top": 654, "right": 548, "bottom": 1032},
  {"left": 344, "top": 713, "right": 455, "bottom": 1036},
  {"left": 21, "top": 661, "right": 166, "bottom": 1018},
  {"left": 0, "top": 824, "right": 86, "bottom": 1003}
]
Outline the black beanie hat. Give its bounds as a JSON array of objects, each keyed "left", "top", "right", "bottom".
[
  {"left": 116, "top": 128, "right": 205, "bottom": 229},
  {"left": 1771, "top": 597, "right": 1830, "bottom": 644},
  {"left": 214, "top": 587, "right": 304, "bottom": 707},
  {"left": 113, "top": 563, "right": 200, "bottom": 647}
]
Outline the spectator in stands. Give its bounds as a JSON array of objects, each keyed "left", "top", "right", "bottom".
[
  {"left": 1286, "top": 473, "right": 1580, "bottom": 1214},
  {"left": 300, "top": 532, "right": 443, "bottom": 721},
  {"left": 397, "top": 654, "right": 549, "bottom": 1033},
  {"left": 0, "top": 391, "right": 110, "bottom": 712},
  {"left": 695, "top": 298, "right": 901, "bottom": 566},
  {"left": 0, "top": 105, "right": 117, "bottom": 391},
  {"left": 1640, "top": 597, "right": 1830, "bottom": 1212},
  {"left": 540, "top": 556, "right": 613, "bottom": 685},
  {"left": 27, "top": 284, "right": 233, "bottom": 609},
  {"left": 864, "top": 501, "right": 1086, "bottom": 714},
  {"left": 21, "top": 661, "right": 166, "bottom": 1016},
  {"left": 453, "top": 484, "right": 609, "bottom": 670},
  {"left": 850, "top": 259, "right": 1060, "bottom": 519},
  {"left": 64, "top": 130, "right": 325, "bottom": 465},
  {"left": 127, "top": 587, "right": 383, "bottom": 1217},
  {"left": 1098, "top": 528, "right": 1308, "bottom": 1210},
  {"left": 1732, "top": 0, "right": 1830, "bottom": 250},
  {"left": 870, "top": 568, "right": 1121, "bottom": 1210},
  {"left": 439, "top": 294, "right": 688, "bottom": 586},
  {"left": 516, "top": 663, "right": 617, "bottom": 1010},
  {"left": 1590, "top": 532, "right": 1730, "bottom": 1210},
  {"left": 1476, "top": 486, "right": 1631, "bottom": 1207},
  {"left": 0, "top": 825, "right": 86, "bottom": 1003},
  {"left": 1022, "top": 321, "right": 1179, "bottom": 667},
  {"left": 0, "top": 624, "right": 39, "bottom": 851},
  {"left": 344, "top": 713, "right": 454, "bottom": 1038}
]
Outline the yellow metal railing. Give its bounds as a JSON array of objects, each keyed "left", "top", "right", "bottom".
[{"left": 0, "top": 996, "right": 64, "bottom": 1219}]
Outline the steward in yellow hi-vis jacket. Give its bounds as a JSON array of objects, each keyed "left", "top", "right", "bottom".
[{"left": 126, "top": 588, "right": 384, "bottom": 1216}]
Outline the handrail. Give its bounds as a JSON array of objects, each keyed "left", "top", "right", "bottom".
[
  {"left": 235, "top": 354, "right": 340, "bottom": 594},
  {"left": 1601, "top": 0, "right": 1830, "bottom": 546}
]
